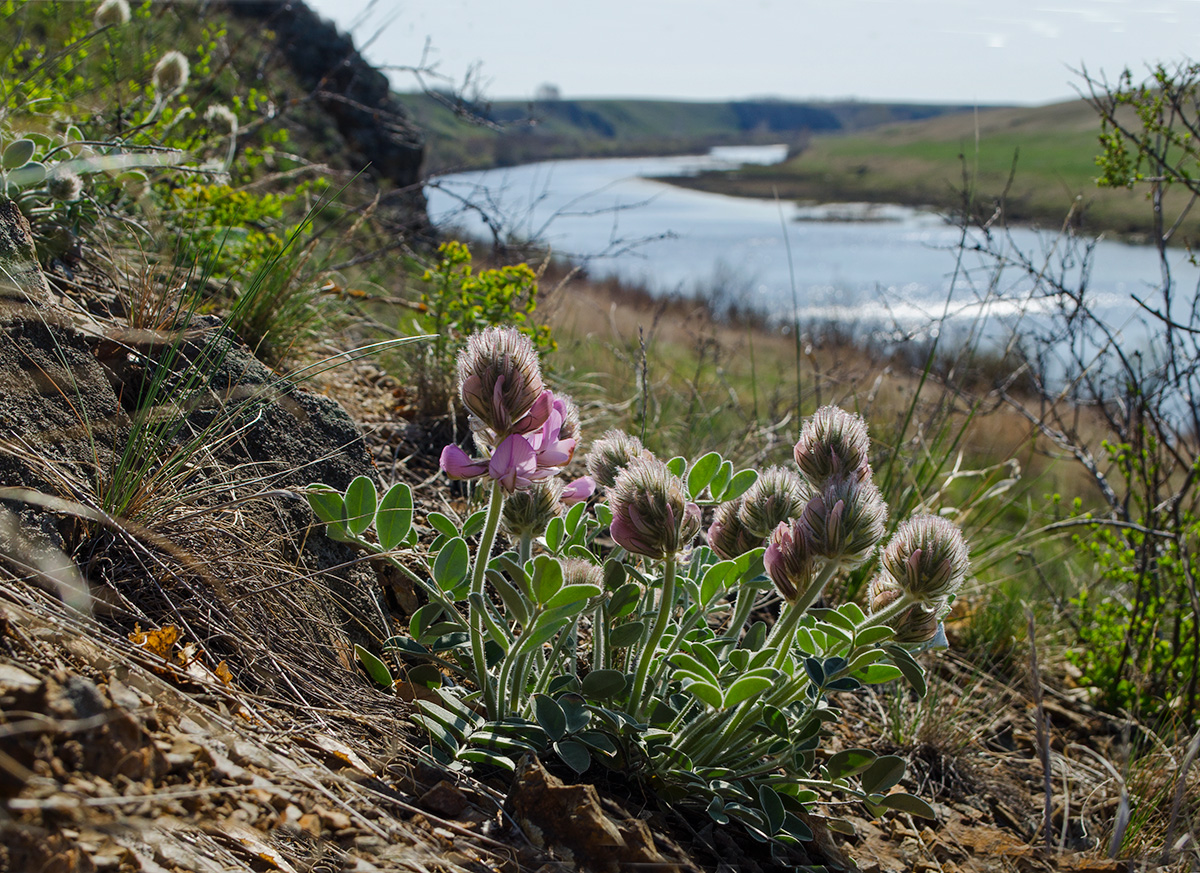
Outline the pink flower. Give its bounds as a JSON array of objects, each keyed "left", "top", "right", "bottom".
[
  {"left": 561, "top": 476, "right": 596, "bottom": 505},
  {"left": 440, "top": 392, "right": 578, "bottom": 494}
]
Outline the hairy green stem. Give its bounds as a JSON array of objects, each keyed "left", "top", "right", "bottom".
[
  {"left": 471, "top": 480, "right": 504, "bottom": 719},
  {"left": 628, "top": 553, "right": 677, "bottom": 719}
]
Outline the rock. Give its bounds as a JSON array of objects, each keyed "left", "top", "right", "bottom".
[
  {"left": 506, "top": 756, "right": 698, "bottom": 873},
  {"left": 227, "top": 1, "right": 429, "bottom": 233},
  {"left": 0, "top": 198, "right": 50, "bottom": 308}
]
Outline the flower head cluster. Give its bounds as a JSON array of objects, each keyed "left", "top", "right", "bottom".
[
  {"left": 706, "top": 498, "right": 764, "bottom": 560},
  {"left": 793, "top": 406, "right": 872, "bottom": 483},
  {"left": 47, "top": 172, "right": 83, "bottom": 203},
  {"left": 204, "top": 104, "right": 239, "bottom": 136},
  {"left": 152, "top": 51, "right": 190, "bottom": 97},
  {"left": 440, "top": 328, "right": 579, "bottom": 494},
  {"left": 714, "top": 406, "right": 888, "bottom": 602},
  {"left": 706, "top": 467, "right": 809, "bottom": 560},
  {"left": 585, "top": 429, "right": 649, "bottom": 489},
  {"left": 609, "top": 456, "right": 701, "bottom": 559},
  {"left": 866, "top": 514, "right": 970, "bottom": 644},
  {"left": 94, "top": 0, "right": 131, "bottom": 28},
  {"left": 763, "top": 519, "right": 815, "bottom": 602}
]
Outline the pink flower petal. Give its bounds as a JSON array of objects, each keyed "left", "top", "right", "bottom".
[
  {"left": 440, "top": 444, "right": 488, "bottom": 480},
  {"left": 489, "top": 434, "right": 538, "bottom": 493},
  {"left": 562, "top": 476, "right": 596, "bottom": 505}
]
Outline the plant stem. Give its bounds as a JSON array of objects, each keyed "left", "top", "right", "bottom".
[
  {"left": 471, "top": 480, "right": 504, "bottom": 719},
  {"left": 628, "top": 553, "right": 677, "bottom": 719},
  {"left": 768, "top": 559, "right": 839, "bottom": 669}
]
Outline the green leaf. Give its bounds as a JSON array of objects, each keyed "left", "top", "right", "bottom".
[
  {"left": 544, "top": 516, "right": 565, "bottom": 552},
  {"left": 707, "top": 796, "right": 730, "bottom": 825},
  {"left": 812, "top": 607, "right": 856, "bottom": 633},
  {"left": 743, "top": 620, "right": 767, "bottom": 651},
  {"left": 433, "top": 538, "right": 470, "bottom": 594},
  {"left": 415, "top": 700, "right": 476, "bottom": 740},
  {"left": 608, "top": 621, "right": 645, "bottom": 648},
  {"left": 686, "top": 451, "right": 722, "bottom": 498},
  {"left": 545, "top": 583, "right": 601, "bottom": 610},
  {"left": 682, "top": 679, "right": 724, "bottom": 709},
  {"left": 558, "top": 694, "right": 592, "bottom": 733},
  {"left": 839, "top": 602, "right": 867, "bottom": 625},
  {"left": 861, "top": 755, "right": 907, "bottom": 795},
  {"left": 564, "top": 500, "right": 587, "bottom": 535},
  {"left": 409, "top": 603, "right": 446, "bottom": 642},
  {"left": 721, "top": 469, "right": 759, "bottom": 502},
  {"left": 468, "top": 729, "right": 540, "bottom": 754},
  {"left": 457, "top": 748, "right": 515, "bottom": 772},
  {"left": 554, "top": 739, "right": 591, "bottom": 774},
  {"left": 699, "top": 560, "right": 735, "bottom": 605},
  {"left": 2, "top": 139, "right": 35, "bottom": 170},
  {"left": 886, "top": 645, "right": 928, "bottom": 698},
  {"left": 855, "top": 664, "right": 904, "bottom": 684},
  {"left": 709, "top": 460, "right": 733, "bottom": 500},
  {"left": 781, "top": 812, "right": 814, "bottom": 842},
  {"left": 758, "top": 785, "right": 786, "bottom": 835},
  {"left": 826, "top": 748, "right": 877, "bottom": 780},
  {"left": 671, "top": 652, "right": 719, "bottom": 686},
  {"left": 578, "top": 730, "right": 618, "bottom": 755},
  {"left": 581, "top": 669, "right": 627, "bottom": 700},
  {"left": 607, "top": 582, "right": 642, "bottom": 618},
  {"left": 342, "top": 476, "right": 377, "bottom": 536},
  {"left": 7, "top": 161, "right": 45, "bottom": 188},
  {"left": 762, "top": 704, "right": 789, "bottom": 739},
  {"left": 461, "top": 509, "right": 488, "bottom": 539},
  {"left": 530, "top": 555, "right": 564, "bottom": 605},
  {"left": 354, "top": 644, "right": 393, "bottom": 688},
  {"left": 725, "top": 674, "right": 772, "bottom": 707},
  {"left": 411, "top": 715, "right": 460, "bottom": 752},
  {"left": 376, "top": 482, "right": 413, "bottom": 550},
  {"left": 533, "top": 694, "right": 567, "bottom": 741},
  {"left": 804, "top": 657, "right": 825, "bottom": 686},
  {"left": 666, "top": 456, "right": 687, "bottom": 477},
  {"left": 306, "top": 484, "right": 345, "bottom": 525},
  {"left": 855, "top": 625, "right": 895, "bottom": 647},
  {"left": 879, "top": 793, "right": 937, "bottom": 819},
  {"left": 427, "top": 512, "right": 459, "bottom": 538},
  {"left": 602, "top": 559, "right": 627, "bottom": 591},
  {"left": 384, "top": 636, "right": 432, "bottom": 659}
]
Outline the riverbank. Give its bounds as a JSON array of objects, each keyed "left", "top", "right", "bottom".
[{"left": 651, "top": 98, "right": 1200, "bottom": 245}]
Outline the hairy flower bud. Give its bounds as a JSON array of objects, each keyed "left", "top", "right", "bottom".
[
  {"left": 880, "top": 514, "right": 970, "bottom": 603},
  {"left": 706, "top": 498, "right": 763, "bottom": 560},
  {"left": 204, "top": 104, "right": 238, "bottom": 135},
  {"left": 501, "top": 478, "right": 563, "bottom": 539},
  {"left": 585, "top": 429, "right": 648, "bottom": 489},
  {"left": 764, "top": 520, "right": 815, "bottom": 602},
  {"left": 793, "top": 406, "right": 872, "bottom": 484},
  {"left": 800, "top": 476, "right": 887, "bottom": 568},
  {"left": 47, "top": 172, "right": 83, "bottom": 202},
  {"left": 152, "top": 51, "right": 190, "bottom": 97},
  {"left": 609, "top": 456, "right": 700, "bottom": 559},
  {"left": 561, "top": 557, "right": 604, "bottom": 589},
  {"left": 457, "top": 327, "right": 547, "bottom": 441},
  {"left": 738, "top": 466, "right": 811, "bottom": 537},
  {"left": 867, "top": 575, "right": 941, "bottom": 644},
  {"left": 94, "top": 0, "right": 131, "bottom": 27}
]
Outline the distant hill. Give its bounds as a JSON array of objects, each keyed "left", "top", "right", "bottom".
[
  {"left": 663, "top": 97, "right": 1191, "bottom": 242},
  {"left": 400, "top": 93, "right": 988, "bottom": 173}
]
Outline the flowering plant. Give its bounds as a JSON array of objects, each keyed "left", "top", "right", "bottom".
[{"left": 307, "top": 328, "right": 971, "bottom": 849}]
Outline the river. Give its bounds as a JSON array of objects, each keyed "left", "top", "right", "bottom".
[{"left": 424, "top": 146, "right": 1198, "bottom": 347}]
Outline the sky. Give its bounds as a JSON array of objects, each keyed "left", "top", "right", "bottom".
[{"left": 303, "top": 0, "right": 1200, "bottom": 107}]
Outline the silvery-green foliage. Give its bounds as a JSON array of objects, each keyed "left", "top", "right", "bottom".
[{"left": 307, "top": 402, "right": 970, "bottom": 846}]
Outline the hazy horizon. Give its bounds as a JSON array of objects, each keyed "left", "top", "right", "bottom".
[{"left": 305, "top": 0, "right": 1199, "bottom": 107}]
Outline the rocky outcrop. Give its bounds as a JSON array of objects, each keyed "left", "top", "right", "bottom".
[{"left": 229, "top": 1, "right": 428, "bottom": 227}]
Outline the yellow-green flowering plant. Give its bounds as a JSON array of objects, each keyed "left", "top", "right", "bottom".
[{"left": 307, "top": 328, "right": 971, "bottom": 850}]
